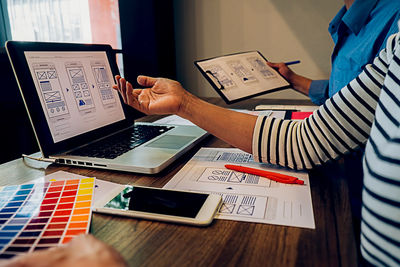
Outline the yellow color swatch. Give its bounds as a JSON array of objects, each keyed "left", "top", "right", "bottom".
[
  {"left": 81, "top": 178, "right": 95, "bottom": 183},
  {"left": 79, "top": 183, "right": 94, "bottom": 189},
  {"left": 78, "top": 188, "right": 93, "bottom": 195}
]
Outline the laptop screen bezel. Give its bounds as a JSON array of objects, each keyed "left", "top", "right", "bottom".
[{"left": 6, "top": 41, "right": 144, "bottom": 157}]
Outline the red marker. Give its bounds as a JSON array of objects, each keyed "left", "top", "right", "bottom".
[{"left": 224, "top": 164, "right": 304, "bottom": 185}]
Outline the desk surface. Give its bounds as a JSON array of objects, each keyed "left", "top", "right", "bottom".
[{"left": 0, "top": 98, "right": 358, "bottom": 266}]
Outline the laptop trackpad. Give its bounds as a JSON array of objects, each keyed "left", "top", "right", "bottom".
[{"left": 145, "top": 135, "right": 196, "bottom": 149}]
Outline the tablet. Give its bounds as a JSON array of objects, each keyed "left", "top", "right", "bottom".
[{"left": 195, "top": 51, "right": 290, "bottom": 104}]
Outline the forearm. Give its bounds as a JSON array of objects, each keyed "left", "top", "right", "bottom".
[
  {"left": 289, "top": 74, "right": 312, "bottom": 95},
  {"left": 254, "top": 49, "right": 388, "bottom": 170},
  {"left": 178, "top": 94, "right": 257, "bottom": 153}
]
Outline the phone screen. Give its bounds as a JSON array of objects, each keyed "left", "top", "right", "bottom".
[{"left": 104, "top": 186, "right": 209, "bottom": 218}]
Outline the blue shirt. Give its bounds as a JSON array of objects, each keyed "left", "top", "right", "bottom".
[{"left": 308, "top": 0, "right": 400, "bottom": 105}]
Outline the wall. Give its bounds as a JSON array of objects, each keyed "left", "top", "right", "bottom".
[
  {"left": 88, "top": 0, "right": 121, "bottom": 49},
  {"left": 173, "top": 0, "right": 343, "bottom": 100}
]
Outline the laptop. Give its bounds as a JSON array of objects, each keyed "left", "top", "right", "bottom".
[{"left": 6, "top": 41, "right": 207, "bottom": 174}]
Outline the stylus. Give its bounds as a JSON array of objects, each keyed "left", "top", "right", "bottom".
[{"left": 284, "top": 60, "right": 301, "bottom": 66}]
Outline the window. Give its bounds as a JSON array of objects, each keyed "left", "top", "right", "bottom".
[{"left": 6, "top": 0, "right": 123, "bottom": 74}]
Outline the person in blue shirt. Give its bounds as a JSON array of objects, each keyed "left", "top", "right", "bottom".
[{"left": 268, "top": 0, "right": 400, "bottom": 105}]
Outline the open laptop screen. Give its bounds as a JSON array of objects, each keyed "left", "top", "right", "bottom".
[
  {"left": 25, "top": 51, "right": 125, "bottom": 143},
  {"left": 6, "top": 41, "right": 143, "bottom": 157}
]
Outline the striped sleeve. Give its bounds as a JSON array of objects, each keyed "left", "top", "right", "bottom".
[
  {"left": 361, "top": 32, "right": 400, "bottom": 266},
  {"left": 252, "top": 36, "right": 393, "bottom": 170}
]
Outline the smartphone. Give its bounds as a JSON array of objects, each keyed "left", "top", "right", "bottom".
[{"left": 94, "top": 185, "right": 222, "bottom": 226}]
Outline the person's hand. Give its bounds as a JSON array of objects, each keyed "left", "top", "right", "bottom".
[
  {"left": 113, "top": 75, "right": 191, "bottom": 116},
  {"left": 0, "top": 234, "right": 127, "bottom": 267},
  {"left": 267, "top": 62, "right": 311, "bottom": 95},
  {"left": 267, "top": 62, "right": 296, "bottom": 81}
]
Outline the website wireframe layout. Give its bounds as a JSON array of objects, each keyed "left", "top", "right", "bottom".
[
  {"left": 25, "top": 51, "right": 125, "bottom": 143},
  {"left": 196, "top": 51, "right": 290, "bottom": 102}
]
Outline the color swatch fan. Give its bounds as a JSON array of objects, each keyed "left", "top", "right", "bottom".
[{"left": 0, "top": 178, "right": 95, "bottom": 258}]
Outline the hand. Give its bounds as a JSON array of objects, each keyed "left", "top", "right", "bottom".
[
  {"left": 267, "top": 62, "right": 296, "bottom": 81},
  {"left": 267, "top": 62, "right": 311, "bottom": 95},
  {"left": 113, "top": 75, "right": 191, "bottom": 116},
  {"left": 114, "top": 76, "right": 256, "bottom": 154},
  {"left": 1, "top": 234, "right": 127, "bottom": 267}
]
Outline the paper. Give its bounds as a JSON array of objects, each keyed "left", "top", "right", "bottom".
[
  {"left": 232, "top": 109, "right": 272, "bottom": 117},
  {"left": 0, "top": 178, "right": 95, "bottom": 258},
  {"left": 254, "top": 104, "right": 319, "bottom": 112},
  {"left": 153, "top": 115, "right": 196, "bottom": 126},
  {"left": 195, "top": 51, "right": 290, "bottom": 103},
  {"left": 164, "top": 148, "right": 315, "bottom": 229},
  {"left": 154, "top": 110, "right": 273, "bottom": 126}
]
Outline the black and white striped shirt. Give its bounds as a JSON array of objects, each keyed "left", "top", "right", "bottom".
[
  {"left": 361, "top": 33, "right": 400, "bottom": 266},
  {"left": 252, "top": 33, "right": 400, "bottom": 265}
]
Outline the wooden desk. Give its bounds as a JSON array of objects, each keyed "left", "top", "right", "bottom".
[{"left": 0, "top": 98, "right": 358, "bottom": 266}]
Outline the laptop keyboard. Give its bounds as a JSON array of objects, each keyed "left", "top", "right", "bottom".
[{"left": 68, "top": 124, "right": 174, "bottom": 159}]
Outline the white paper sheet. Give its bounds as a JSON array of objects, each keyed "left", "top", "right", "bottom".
[
  {"left": 154, "top": 110, "right": 273, "bottom": 126},
  {"left": 153, "top": 115, "right": 195, "bottom": 126},
  {"left": 164, "top": 148, "right": 315, "bottom": 229},
  {"left": 254, "top": 104, "right": 319, "bottom": 112}
]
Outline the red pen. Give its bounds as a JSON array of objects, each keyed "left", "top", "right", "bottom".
[{"left": 224, "top": 164, "right": 304, "bottom": 185}]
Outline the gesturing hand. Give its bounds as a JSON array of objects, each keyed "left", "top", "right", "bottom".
[{"left": 113, "top": 75, "right": 190, "bottom": 116}]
